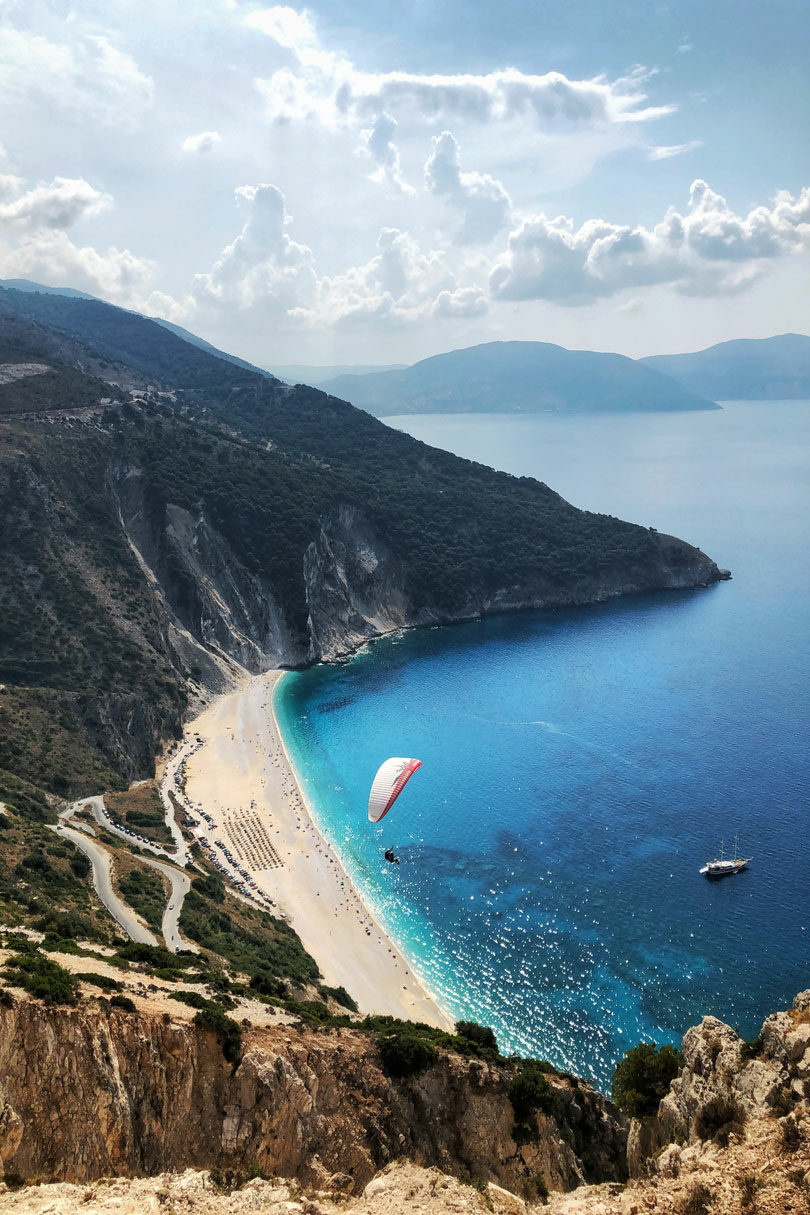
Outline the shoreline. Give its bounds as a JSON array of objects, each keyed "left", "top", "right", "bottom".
[{"left": 181, "top": 670, "right": 452, "bottom": 1028}]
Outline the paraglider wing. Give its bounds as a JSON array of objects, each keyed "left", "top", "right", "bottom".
[{"left": 368, "top": 757, "right": 422, "bottom": 823}]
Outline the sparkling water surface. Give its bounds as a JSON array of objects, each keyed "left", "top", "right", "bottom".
[{"left": 275, "top": 400, "right": 810, "bottom": 1089}]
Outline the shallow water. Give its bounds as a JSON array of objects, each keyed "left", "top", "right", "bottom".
[{"left": 276, "top": 400, "right": 810, "bottom": 1088}]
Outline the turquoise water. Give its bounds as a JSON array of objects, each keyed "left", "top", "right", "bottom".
[{"left": 275, "top": 400, "right": 810, "bottom": 1089}]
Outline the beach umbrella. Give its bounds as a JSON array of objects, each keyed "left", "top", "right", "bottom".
[{"left": 367, "top": 757, "right": 422, "bottom": 823}]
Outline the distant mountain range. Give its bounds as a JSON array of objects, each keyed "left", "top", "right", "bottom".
[
  {"left": 269, "top": 362, "right": 407, "bottom": 385},
  {"left": 640, "top": 334, "right": 810, "bottom": 400},
  {"left": 320, "top": 341, "right": 720, "bottom": 416}
]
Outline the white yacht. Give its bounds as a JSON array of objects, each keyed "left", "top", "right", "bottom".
[{"left": 700, "top": 835, "right": 751, "bottom": 879}]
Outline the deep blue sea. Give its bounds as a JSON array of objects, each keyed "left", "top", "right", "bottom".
[{"left": 276, "top": 400, "right": 810, "bottom": 1089}]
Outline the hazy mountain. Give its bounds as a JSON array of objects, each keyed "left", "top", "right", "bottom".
[
  {"left": 640, "top": 333, "right": 810, "bottom": 400},
  {"left": 320, "top": 341, "right": 718, "bottom": 415},
  {"left": 0, "top": 277, "right": 98, "bottom": 301},
  {"left": 269, "top": 363, "right": 408, "bottom": 385},
  {"left": 152, "top": 317, "right": 270, "bottom": 375}
]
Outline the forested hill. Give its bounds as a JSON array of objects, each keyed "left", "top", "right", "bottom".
[
  {"left": 319, "top": 340, "right": 719, "bottom": 415},
  {"left": 1, "top": 287, "right": 723, "bottom": 806},
  {"left": 640, "top": 333, "right": 810, "bottom": 400}
]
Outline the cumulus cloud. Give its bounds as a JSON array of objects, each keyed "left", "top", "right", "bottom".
[
  {"left": 432, "top": 286, "right": 488, "bottom": 317},
  {"left": 425, "top": 131, "right": 511, "bottom": 243},
  {"left": 0, "top": 177, "right": 111, "bottom": 229},
  {"left": 182, "top": 130, "right": 222, "bottom": 154},
  {"left": 249, "top": 7, "right": 672, "bottom": 131},
  {"left": 191, "top": 182, "right": 316, "bottom": 312},
  {"left": 0, "top": 171, "right": 162, "bottom": 310},
  {"left": 359, "top": 113, "right": 414, "bottom": 194},
  {"left": 489, "top": 179, "right": 810, "bottom": 304},
  {"left": 0, "top": 229, "right": 157, "bottom": 307},
  {"left": 0, "top": 28, "right": 154, "bottom": 128},
  {"left": 293, "top": 226, "right": 465, "bottom": 327}
]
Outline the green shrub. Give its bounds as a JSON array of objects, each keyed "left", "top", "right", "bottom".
[
  {"left": 739, "top": 1036, "right": 763, "bottom": 1064},
  {"left": 318, "top": 984, "right": 358, "bottom": 1012},
  {"left": 194, "top": 1005, "right": 243, "bottom": 1066},
  {"left": 378, "top": 1028, "right": 437, "bottom": 1078},
  {"left": 530, "top": 1174, "right": 549, "bottom": 1203},
  {"left": 250, "top": 971, "right": 286, "bottom": 999},
  {"left": 76, "top": 972, "right": 122, "bottom": 991},
  {"left": 455, "top": 1021, "right": 498, "bottom": 1052},
  {"left": 169, "top": 990, "right": 212, "bottom": 1010},
  {"left": 109, "top": 994, "right": 136, "bottom": 1012},
  {"left": 3, "top": 950, "right": 77, "bottom": 1005},
  {"left": 611, "top": 1042, "right": 683, "bottom": 1119},
  {"left": 507, "top": 1060, "right": 559, "bottom": 1123}
]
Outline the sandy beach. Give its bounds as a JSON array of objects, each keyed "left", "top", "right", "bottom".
[{"left": 181, "top": 671, "right": 451, "bottom": 1028}]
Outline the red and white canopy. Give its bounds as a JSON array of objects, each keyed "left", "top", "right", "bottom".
[{"left": 367, "top": 757, "right": 422, "bottom": 822}]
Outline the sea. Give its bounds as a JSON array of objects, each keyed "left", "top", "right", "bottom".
[{"left": 275, "top": 400, "right": 810, "bottom": 1090}]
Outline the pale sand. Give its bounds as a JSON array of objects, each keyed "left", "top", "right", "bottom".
[{"left": 182, "top": 671, "right": 452, "bottom": 1028}]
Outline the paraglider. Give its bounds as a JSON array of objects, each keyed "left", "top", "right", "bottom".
[{"left": 368, "top": 757, "right": 421, "bottom": 862}]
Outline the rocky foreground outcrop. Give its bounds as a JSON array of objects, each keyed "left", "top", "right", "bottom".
[
  {"left": 0, "top": 995, "right": 626, "bottom": 1194},
  {"left": 0, "top": 993, "right": 808, "bottom": 1212}
]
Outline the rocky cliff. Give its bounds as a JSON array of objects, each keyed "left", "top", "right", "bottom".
[
  {"left": 1, "top": 993, "right": 808, "bottom": 1213},
  {"left": 0, "top": 994, "right": 627, "bottom": 1194}
]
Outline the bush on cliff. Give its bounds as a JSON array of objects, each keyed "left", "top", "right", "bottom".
[
  {"left": 194, "top": 1004, "right": 243, "bottom": 1066},
  {"left": 611, "top": 1041, "right": 683, "bottom": 1119},
  {"left": 3, "top": 950, "right": 78, "bottom": 1005},
  {"left": 378, "top": 1027, "right": 437, "bottom": 1077},
  {"left": 455, "top": 1020, "right": 498, "bottom": 1053},
  {"left": 507, "top": 1059, "right": 559, "bottom": 1122}
]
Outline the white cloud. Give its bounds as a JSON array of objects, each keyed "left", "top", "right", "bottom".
[
  {"left": 359, "top": 113, "right": 415, "bottom": 195},
  {"left": 425, "top": 130, "right": 511, "bottom": 244},
  {"left": 0, "top": 177, "right": 111, "bottom": 229},
  {"left": 0, "top": 28, "right": 154, "bottom": 128},
  {"left": 182, "top": 130, "right": 222, "bottom": 154},
  {"left": 0, "top": 228, "right": 157, "bottom": 307},
  {"left": 0, "top": 174, "right": 23, "bottom": 201},
  {"left": 648, "top": 140, "right": 703, "bottom": 161},
  {"left": 249, "top": 8, "right": 672, "bottom": 132},
  {"left": 191, "top": 182, "right": 316, "bottom": 312},
  {"left": 489, "top": 180, "right": 810, "bottom": 304},
  {"left": 293, "top": 226, "right": 460, "bottom": 327},
  {"left": 433, "top": 286, "right": 488, "bottom": 317}
]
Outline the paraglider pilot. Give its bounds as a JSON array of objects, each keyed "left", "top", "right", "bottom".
[{"left": 384, "top": 847, "right": 400, "bottom": 865}]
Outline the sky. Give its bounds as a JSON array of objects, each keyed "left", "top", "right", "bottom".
[{"left": 0, "top": 0, "right": 807, "bottom": 367}]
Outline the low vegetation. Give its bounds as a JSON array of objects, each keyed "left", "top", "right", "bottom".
[
  {"left": 610, "top": 1041, "right": 684, "bottom": 1119},
  {"left": 194, "top": 1004, "right": 243, "bottom": 1066},
  {"left": 2, "top": 948, "right": 78, "bottom": 1005},
  {"left": 377, "top": 1026, "right": 438, "bottom": 1077},
  {"left": 116, "top": 861, "right": 168, "bottom": 934},
  {"left": 507, "top": 1059, "right": 560, "bottom": 1122},
  {"left": 179, "top": 871, "right": 319, "bottom": 988},
  {"left": 105, "top": 782, "right": 173, "bottom": 848}
]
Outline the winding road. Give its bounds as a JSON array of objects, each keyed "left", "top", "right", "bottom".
[
  {"left": 52, "top": 824, "right": 157, "bottom": 945},
  {"left": 58, "top": 791, "right": 194, "bottom": 952},
  {"left": 138, "top": 857, "right": 197, "bottom": 953}
]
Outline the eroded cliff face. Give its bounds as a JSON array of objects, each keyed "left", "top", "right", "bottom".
[
  {"left": 114, "top": 465, "right": 307, "bottom": 676},
  {"left": 0, "top": 996, "right": 627, "bottom": 1193},
  {"left": 627, "top": 988, "right": 810, "bottom": 1177},
  {"left": 303, "top": 508, "right": 723, "bottom": 663}
]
